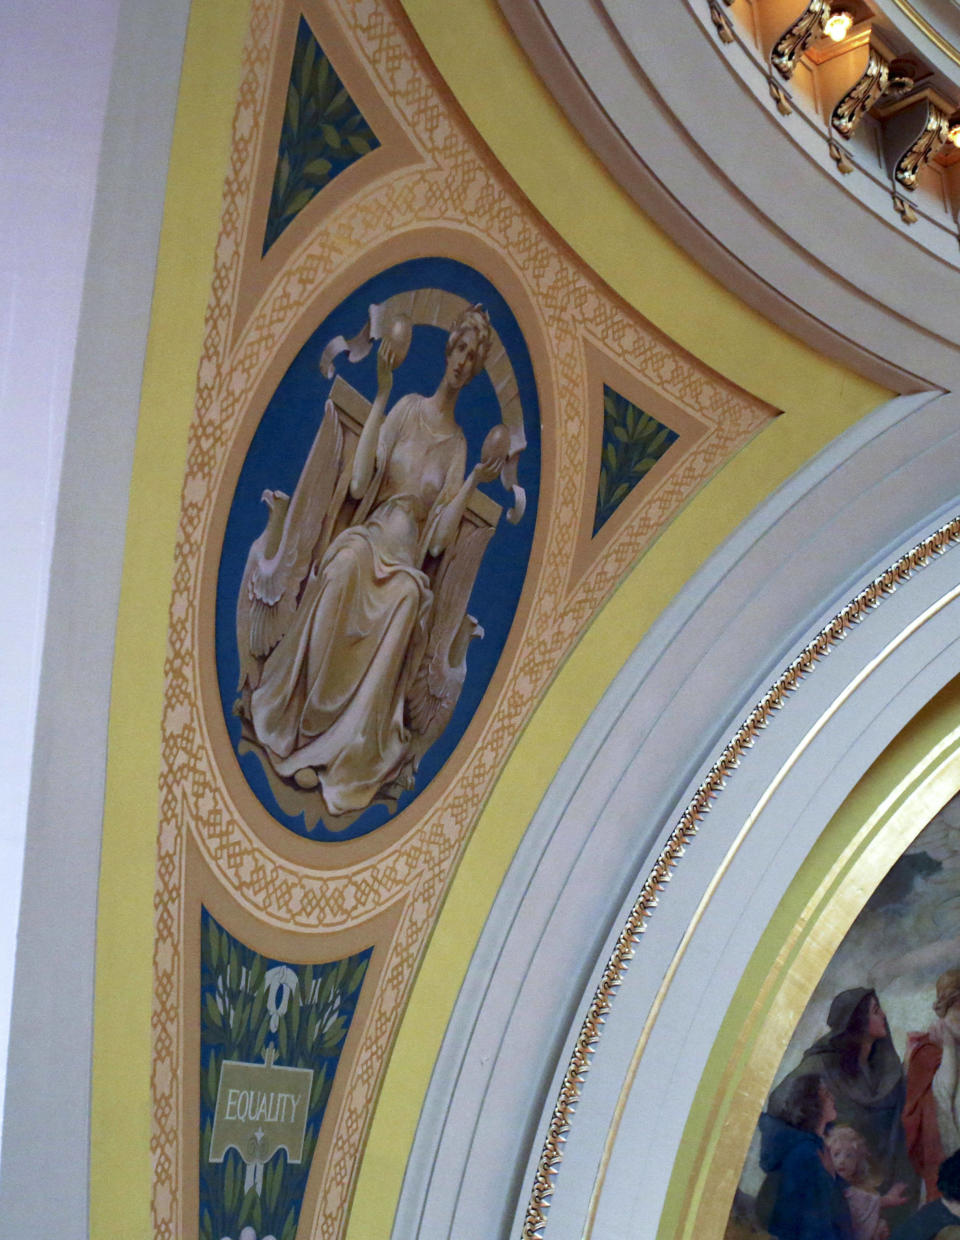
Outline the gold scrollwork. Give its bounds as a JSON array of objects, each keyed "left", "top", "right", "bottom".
[
  {"left": 895, "top": 100, "right": 950, "bottom": 190},
  {"left": 769, "top": 76, "right": 794, "bottom": 115},
  {"left": 771, "top": 0, "right": 829, "bottom": 80},
  {"left": 709, "top": 0, "right": 736, "bottom": 45},
  {"left": 828, "top": 138, "right": 854, "bottom": 173},
  {"left": 893, "top": 191, "right": 919, "bottom": 223},
  {"left": 520, "top": 514, "right": 960, "bottom": 1240},
  {"left": 832, "top": 48, "right": 890, "bottom": 138}
]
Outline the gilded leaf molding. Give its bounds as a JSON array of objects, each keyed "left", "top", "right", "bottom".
[
  {"left": 771, "top": 0, "right": 830, "bottom": 80},
  {"left": 895, "top": 99, "right": 951, "bottom": 190},
  {"left": 706, "top": 0, "right": 960, "bottom": 247},
  {"left": 832, "top": 47, "right": 890, "bottom": 138}
]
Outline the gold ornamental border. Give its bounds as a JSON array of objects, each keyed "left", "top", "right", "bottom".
[{"left": 521, "top": 513, "right": 960, "bottom": 1240}]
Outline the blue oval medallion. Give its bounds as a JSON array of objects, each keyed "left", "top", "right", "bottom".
[{"left": 215, "top": 257, "right": 540, "bottom": 841}]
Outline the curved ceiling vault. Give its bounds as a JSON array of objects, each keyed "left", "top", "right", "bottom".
[{"left": 2, "top": 2, "right": 960, "bottom": 1239}]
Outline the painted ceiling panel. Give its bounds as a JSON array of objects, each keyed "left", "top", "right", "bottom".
[{"left": 5, "top": 1, "right": 960, "bottom": 1239}]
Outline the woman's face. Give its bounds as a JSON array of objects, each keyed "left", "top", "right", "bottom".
[
  {"left": 866, "top": 996, "right": 887, "bottom": 1041},
  {"left": 445, "top": 328, "right": 479, "bottom": 390},
  {"left": 945, "top": 999, "right": 960, "bottom": 1038}
]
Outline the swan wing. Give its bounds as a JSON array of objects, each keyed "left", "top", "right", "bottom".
[
  {"left": 407, "top": 520, "right": 492, "bottom": 736},
  {"left": 247, "top": 399, "right": 343, "bottom": 616}
]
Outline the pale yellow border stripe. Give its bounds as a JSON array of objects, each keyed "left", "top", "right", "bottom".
[
  {"left": 88, "top": 0, "right": 888, "bottom": 1236},
  {"left": 88, "top": 2, "right": 249, "bottom": 1235}
]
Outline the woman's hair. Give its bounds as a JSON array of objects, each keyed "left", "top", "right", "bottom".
[
  {"left": 934, "top": 969, "right": 960, "bottom": 1019},
  {"left": 446, "top": 303, "right": 493, "bottom": 381},
  {"left": 770, "top": 1073, "right": 824, "bottom": 1132},
  {"left": 829, "top": 991, "right": 878, "bottom": 1077}
]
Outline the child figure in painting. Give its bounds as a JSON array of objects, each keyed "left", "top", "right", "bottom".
[
  {"left": 827, "top": 1124, "right": 910, "bottom": 1240},
  {"left": 757, "top": 1073, "right": 855, "bottom": 1240}
]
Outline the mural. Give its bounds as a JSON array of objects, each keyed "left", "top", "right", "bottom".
[
  {"left": 199, "top": 910, "right": 371, "bottom": 1240},
  {"left": 263, "top": 17, "right": 379, "bottom": 253},
  {"left": 593, "top": 385, "right": 678, "bottom": 535},
  {"left": 727, "top": 793, "right": 960, "bottom": 1240},
  {"left": 216, "top": 257, "right": 540, "bottom": 840}
]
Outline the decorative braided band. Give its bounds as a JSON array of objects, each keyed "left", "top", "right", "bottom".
[{"left": 521, "top": 513, "right": 960, "bottom": 1239}]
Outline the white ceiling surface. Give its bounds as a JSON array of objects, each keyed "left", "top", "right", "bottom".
[
  {"left": 0, "top": 0, "right": 121, "bottom": 1159},
  {"left": 499, "top": 0, "right": 960, "bottom": 391},
  {"left": 399, "top": 387, "right": 960, "bottom": 1240},
  {"left": 872, "top": 0, "right": 960, "bottom": 81}
]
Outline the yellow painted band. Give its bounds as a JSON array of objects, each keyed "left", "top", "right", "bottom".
[
  {"left": 659, "top": 675, "right": 960, "bottom": 1240},
  {"left": 88, "top": 2, "right": 248, "bottom": 1236},
  {"left": 87, "top": 0, "right": 889, "bottom": 1236}
]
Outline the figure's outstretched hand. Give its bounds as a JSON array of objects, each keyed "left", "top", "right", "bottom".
[
  {"left": 880, "top": 1183, "right": 909, "bottom": 1209},
  {"left": 377, "top": 343, "right": 398, "bottom": 388},
  {"left": 376, "top": 311, "right": 413, "bottom": 387},
  {"left": 475, "top": 423, "right": 511, "bottom": 485},
  {"left": 474, "top": 456, "right": 505, "bottom": 485}
]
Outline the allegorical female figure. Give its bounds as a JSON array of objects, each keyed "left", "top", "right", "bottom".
[{"left": 242, "top": 303, "right": 508, "bottom": 817}]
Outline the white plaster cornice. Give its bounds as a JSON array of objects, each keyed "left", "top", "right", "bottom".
[{"left": 498, "top": 0, "right": 960, "bottom": 397}]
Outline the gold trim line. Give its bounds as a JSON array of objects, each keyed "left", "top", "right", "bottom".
[{"left": 889, "top": 0, "right": 960, "bottom": 69}]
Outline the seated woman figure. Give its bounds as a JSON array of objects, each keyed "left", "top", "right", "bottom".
[{"left": 249, "top": 304, "right": 504, "bottom": 816}]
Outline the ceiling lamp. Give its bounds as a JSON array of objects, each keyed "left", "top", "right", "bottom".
[
  {"left": 949, "top": 113, "right": 960, "bottom": 148},
  {"left": 822, "top": 6, "right": 854, "bottom": 42}
]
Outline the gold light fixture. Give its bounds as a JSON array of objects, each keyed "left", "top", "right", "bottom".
[
  {"left": 949, "top": 112, "right": 960, "bottom": 148},
  {"left": 822, "top": 6, "right": 854, "bottom": 42}
]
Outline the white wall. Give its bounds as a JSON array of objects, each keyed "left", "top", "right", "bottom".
[
  {"left": 0, "top": 3, "right": 192, "bottom": 1230},
  {"left": 0, "top": 0, "right": 122, "bottom": 1156}
]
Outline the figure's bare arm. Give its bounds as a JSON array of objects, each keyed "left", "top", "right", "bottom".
[
  {"left": 430, "top": 469, "right": 476, "bottom": 558},
  {"left": 350, "top": 347, "right": 398, "bottom": 499},
  {"left": 429, "top": 452, "right": 503, "bottom": 557}
]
